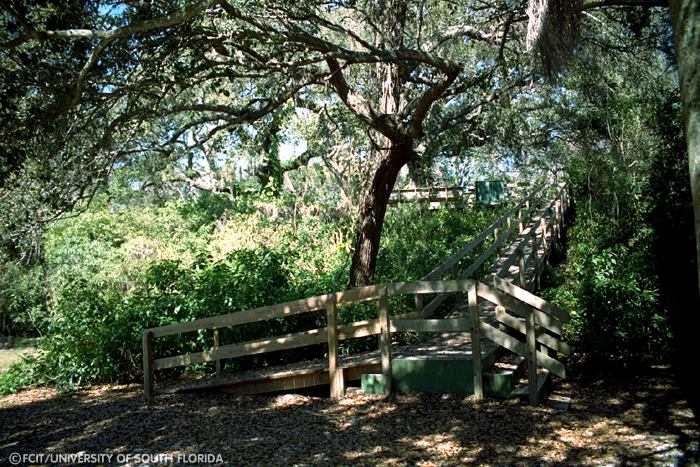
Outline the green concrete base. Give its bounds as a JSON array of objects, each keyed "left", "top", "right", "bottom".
[
  {"left": 361, "top": 373, "right": 389, "bottom": 394},
  {"left": 484, "top": 372, "right": 517, "bottom": 398},
  {"left": 361, "top": 356, "right": 475, "bottom": 395},
  {"left": 361, "top": 347, "right": 503, "bottom": 396}
]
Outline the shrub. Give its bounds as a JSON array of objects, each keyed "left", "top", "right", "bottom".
[
  {"left": 541, "top": 220, "right": 671, "bottom": 365},
  {"left": 0, "top": 261, "right": 49, "bottom": 337}
]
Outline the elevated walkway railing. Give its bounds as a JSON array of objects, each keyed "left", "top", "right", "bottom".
[
  {"left": 142, "top": 279, "right": 570, "bottom": 404},
  {"left": 388, "top": 183, "right": 522, "bottom": 205},
  {"left": 409, "top": 182, "right": 568, "bottom": 317}
]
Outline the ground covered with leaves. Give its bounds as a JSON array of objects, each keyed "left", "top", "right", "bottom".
[{"left": 1, "top": 366, "right": 697, "bottom": 466}]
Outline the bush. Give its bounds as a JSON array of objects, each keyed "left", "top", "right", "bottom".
[
  {"left": 376, "top": 202, "right": 508, "bottom": 283},
  {"left": 541, "top": 219, "right": 671, "bottom": 365},
  {"left": 1, "top": 192, "right": 511, "bottom": 393},
  {"left": 0, "top": 359, "right": 43, "bottom": 397},
  {"left": 0, "top": 261, "right": 49, "bottom": 337},
  {"left": 28, "top": 247, "right": 306, "bottom": 390}
]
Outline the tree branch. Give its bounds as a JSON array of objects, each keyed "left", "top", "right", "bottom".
[
  {"left": 2, "top": 1, "right": 220, "bottom": 104},
  {"left": 325, "top": 57, "right": 400, "bottom": 140},
  {"left": 405, "top": 66, "right": 461, "bottom": 138}
]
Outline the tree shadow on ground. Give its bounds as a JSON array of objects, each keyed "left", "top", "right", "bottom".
[{"left": 1, "top": 366, "right": 698, "bottom": 465}]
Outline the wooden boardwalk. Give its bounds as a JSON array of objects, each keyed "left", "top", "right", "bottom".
[{"left": 144, "top": 183, "right": 570, "bottom": 402}]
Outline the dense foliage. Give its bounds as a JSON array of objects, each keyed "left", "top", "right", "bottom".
[
  {"left": 0, "top": 188, "right": 508, "bottom": 394},
  {"left": 539, "top": 37, "right": 697, "bottom": 365}
]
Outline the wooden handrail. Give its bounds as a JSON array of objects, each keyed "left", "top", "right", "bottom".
[
  {"left": 421, "top": 183, "right": 547, "bottom": 282},
  {"left": 410, "top": 182, "right": 558, "bottom": 317}
]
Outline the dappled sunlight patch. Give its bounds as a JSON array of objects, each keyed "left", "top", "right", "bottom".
[
  {"left": 78, "top": 384, "right": 142, "bottom": 406},
  {"left": 0, "top": 387, "right": 58, "bottom": 408},
  {"left": 265, "top": 393, "right": 317, "bottom": 410},
  {"left": 1, "top": 368, "right": 698, "bottom": 465},
  {"left": 409, "top": 433, "right": 463, "bottom": 458}
]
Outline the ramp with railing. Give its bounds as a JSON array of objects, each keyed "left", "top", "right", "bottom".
[{"left": 142, "top": 182, "right": 570, "bottom": 404}]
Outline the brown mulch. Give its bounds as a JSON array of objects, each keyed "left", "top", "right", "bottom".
[{"left": 1, "top": 367, "right": 698, "bottom": 466}]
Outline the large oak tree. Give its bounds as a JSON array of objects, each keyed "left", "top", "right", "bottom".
[
  {"left": 1, "top": 0, "right": 527, "bottom": 284},
  {"left": 2, "top": 0, "right": 696, "bottom": 289}
]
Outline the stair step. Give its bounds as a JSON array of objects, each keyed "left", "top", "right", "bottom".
[
  {"left": 511, "top": 369, "right": 551, "bottom": 404},
  {"left": 483, "top": 352, "right": 526, "bottom": 398},
  {"left": 547, "top": 392, "right": 572, "bottom": 412}
]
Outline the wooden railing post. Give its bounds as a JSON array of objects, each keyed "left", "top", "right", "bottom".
[
  {"left": 518, "top": 209, "right": 524, "bottom": 233},
  {"left": 327, "top": 297, "right": 344, "bottom": 399},
  {"left": 531, "top": 229, "right": 539, "bottom": 290},
  {"left": 560, "top": 189, "right": 567, "bottom": 223},
  {"left": 414, "top": 294, "right": 424, "bottom": 316},
  {"left": 142, "top": 330, "right": 154, "bottom": 399},
  {"left": 213, "top": 328, "right": 222, "bottom": 376},
  {"left": 378, "top": 287, "right": 393, "bottom": 396},
  {"left": 518, "top": 248, "right": 526, "bottom": 289},
  {"left": 526, "top": 310, "right": 538, "bottom": 405},
  {"left": 540, "top": 217, "right": 547, "bottom": 250},
  {"left": 469, "top": 282, "right": 483, "bottom": 398}
]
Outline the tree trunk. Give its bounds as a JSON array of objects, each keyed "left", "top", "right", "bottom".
[
  {"left": 349, "top": 140, "right": 414, "bottom": 287},
  {"left": 347, "top": 0, "right": 410, "bottom": 287},
  {"left": 669, "top": 0, "right": 700, "bottom": 294}
]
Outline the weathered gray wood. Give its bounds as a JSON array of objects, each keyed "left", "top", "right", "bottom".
[
  {"left": 458, "top": 220, "right": 519, "bottom": 280},
  {"left": 540, "top": 217, "right": 548, "bottom": 250},
  {"left": 326, "top": 299, "right": 344, "bottom": 399},
  {"left": 421, "top": 184, "right": 546, "bottom": 281},
  {"left": 388, "top": 187, "right": 467, "bottom": 205},
  {"left": 335, "top": 285, "right": 381, "bottom": 305},
  {"left": 149, "top": 286, "right": 383, "bottom": 339},
  {"left": 213, "top": 328, "right": 222, "bottom": 376},
  {"left": 478, "top": 283, "right": 563, "bottom": 335},
  {"left": 419, "top": 226, "right": 517, "bottom": 313},
  {"left": 154, "top": 327, "right": 328, "bottom": 370},
  {"left": 414, "top": 294, "right": 424, "bottom": 314},
  {"left": 531, "top": 229, "right": 539, "bottom": 290},
  {"left": 479, "top": 321, "right": 566, "bottom": 379},
  {"left": 518, "top": 249, "right": 527, "bottom": 288},
  {"left": 469, "top": 283, "right": 483, "bottom": 398},
  {"left": 495, "top": 308, "right": 571, "bottom": 355},
  {"left": 492, "top": 276, "right": 570, "bottom": 323},
  {"left": 518, "top": 209, "right": 524, "bottom": 232},
  {"left": 526, "top": 311, "right": 538, "bottom": 405},
  {"left": 337, "top": 319, "right": 380, "bottom": 340},
  {"left": 494, "top": 197, "right": 559, "bottom": 276},
  {"left": 480, "top": 320, "right": 527, "bottom": 355},
  {"left": 390, "top": 317, "right": 471, "bottom": 333},
  {"left": 419, "top": 294, "right": 448, "bottom": 318},
  {"left": 387, "top": 279, "right": 475, "bottom": 295},
  {"left": 378, "top": 287, "right": 392, "bottom": 395},
  {"left": 148, "top": 293, "right": 334, "bottom": 338},
  {"left": 142, "top": 330, "right": 154, "bottom": 399}
]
